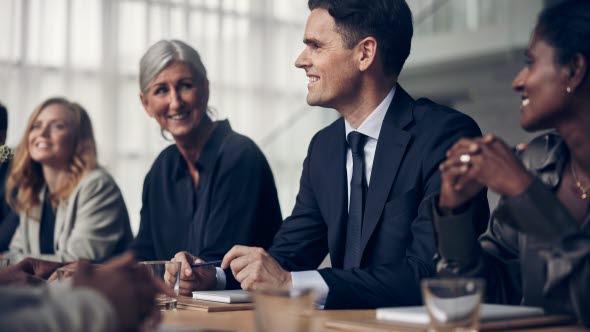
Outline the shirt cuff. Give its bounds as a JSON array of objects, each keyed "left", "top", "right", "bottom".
[
  {"left": 291, "top": 270, "right": 329, "bottom": 309},
  {"left": 215, "top": 267, "right": 227, "bottom": 290}
]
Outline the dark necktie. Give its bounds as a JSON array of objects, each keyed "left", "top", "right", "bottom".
[{"left": 343, "top": 131, "right": 367, "bottom": 269}]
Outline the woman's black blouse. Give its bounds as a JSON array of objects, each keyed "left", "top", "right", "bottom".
[
  {"left": 39, "top": 193, "right": 56, "bottom": 254},
  {"left": 130, "top": 120, "right": 282, "bottom": 261}
]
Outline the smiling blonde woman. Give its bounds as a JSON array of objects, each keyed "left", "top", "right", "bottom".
[{"left": 4, "top": 97, "right": 132, "bottom": 263}]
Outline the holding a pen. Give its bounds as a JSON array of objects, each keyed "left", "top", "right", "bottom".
[
  {"left": 190, "top": 260, "right": 222, "bottom": 268},
  {"left": 164, "top": 252, "right": 220, "bottom": 294}
]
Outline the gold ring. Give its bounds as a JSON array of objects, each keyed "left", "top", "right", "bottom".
[{"left": 459, "top": 154, "right": 471, "bottom": 164}]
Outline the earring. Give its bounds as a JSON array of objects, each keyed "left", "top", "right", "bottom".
[{"left": 566, "top": 86, "right": 572, "bottom": 93}]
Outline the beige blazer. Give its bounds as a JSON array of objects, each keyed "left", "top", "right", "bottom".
[{"left": 8, "top": 167, "right": 132, "bottom": 262}]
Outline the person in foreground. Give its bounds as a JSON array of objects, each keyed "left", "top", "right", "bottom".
[
  {"left": 0, "top": 252, "right": 166, "bottom": 332},
  {"left": 0, "top": 256, "right": 63, "bottom": 285},
  {"left": 131, "top": 40, "right": 282, "bottom": 280},
  {"left": 432, "top": 0, "right": 590, "bottom": 326},
  {"left": 177, "top": 0, "right": 488, "bottom": 309},
  {"left": 4, "top": 97, "right": 132, "bottom": 262}
]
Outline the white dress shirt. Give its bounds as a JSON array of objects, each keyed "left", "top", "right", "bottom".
[{"left": 214, "top": 87, "right": 397, "bottom": 307}]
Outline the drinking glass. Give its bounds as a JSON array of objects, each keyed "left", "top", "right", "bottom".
[
  {"left": 139, "top": 261, "right": 181, "bottom": 311},
  {"left": 421, "top": 278, "right": 485, "bottom": 332},
  {"left": 254, "top": 288, "right": 315, "bottom": 332},
  {"left": 0, "top": 257, "right": 9, "bottom": 268}
]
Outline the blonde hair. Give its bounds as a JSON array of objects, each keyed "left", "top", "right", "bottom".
[{"left": 6, "top": 97, "right": 98, "bottom": 212}]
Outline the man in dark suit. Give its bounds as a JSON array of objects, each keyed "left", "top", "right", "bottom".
[{"left": 174, "top": 0, "right": 489, "bottom": 308}]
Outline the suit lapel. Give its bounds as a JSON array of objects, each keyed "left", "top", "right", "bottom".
[
  {"left": 54, "top": 199, "right": 69, "bottom": 249},
  {"left": 26, "top": 203, "right": 42, "bottom": 255},
  {"left": 359, "top": 86, "right": 414, "bottom": 259},
  {"left": 323, "top": 119, "right": 348, "bottom": 268}
]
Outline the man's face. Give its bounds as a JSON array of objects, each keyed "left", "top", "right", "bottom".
[{"left": 295, "top": 9, "right": 360, "bottom": 110}]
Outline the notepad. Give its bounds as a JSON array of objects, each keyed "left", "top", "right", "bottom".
[
  {"left": 376, "top": 304, "right": 544, "bottom": 324},
  {"left": 192, "top": 290, "right": 253, "bottom": 303}
]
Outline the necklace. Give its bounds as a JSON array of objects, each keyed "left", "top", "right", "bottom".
[{"left": 570, "top": 162, "right": 589, "bottom": 200}]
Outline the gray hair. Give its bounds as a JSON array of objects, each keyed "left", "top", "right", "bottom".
[{"left": 139, "top": 40, "right": 208, "bottom": 93}]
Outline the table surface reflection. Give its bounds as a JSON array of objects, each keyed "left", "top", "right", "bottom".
[{"left": 162, "top": 307, "right": 589, "bottom": 332}]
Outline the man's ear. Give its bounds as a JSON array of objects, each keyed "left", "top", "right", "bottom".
[
  {"left": 139, "top": 92, "right": 152, "bottom": 117},
  {"left": 357, "top": 36, "right": 378, "bottom": 72},
  {"left": 566, "top": 53, "right": 588, "bottom": 92}
]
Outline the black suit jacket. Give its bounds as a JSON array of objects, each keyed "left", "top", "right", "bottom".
[{"left": 227, "top": 85, "right": 489, "bottom": 308}]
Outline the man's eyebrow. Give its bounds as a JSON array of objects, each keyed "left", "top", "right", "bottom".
[{"left": 303, "top": 37, "right": 322, "bottom": 45}]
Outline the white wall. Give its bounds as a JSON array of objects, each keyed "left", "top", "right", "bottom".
[{"left": 0, "top": 0, "right": 548, "bottom": 233}]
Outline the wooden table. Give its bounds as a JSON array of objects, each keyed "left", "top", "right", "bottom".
[
  {"left": 163, "top": 308, "right": 373, "bottom": 331},
  {"left": 162, "top": 308, "right": 589, "bottom": 332}
]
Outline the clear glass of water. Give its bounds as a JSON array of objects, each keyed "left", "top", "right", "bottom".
[
  {"left": 0, "top": 257, "right": 9, "bottom": 268},
  {"left": 139, "top": 261, "right": 181, "bottom": 311},
  {"left": 254, "top": 288, "right": 315, "bottom": 332},
  {"left": 421, "top": 278, "right": 485, "bottom": 332}
]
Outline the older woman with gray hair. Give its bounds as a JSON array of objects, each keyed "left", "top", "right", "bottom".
[{"left": 130, "top": 40, "right": 281, "bottom": 293}]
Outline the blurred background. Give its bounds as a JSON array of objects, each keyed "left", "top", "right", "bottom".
[{"left": 0, "top": 0, "right": 554, "bottom": 232}]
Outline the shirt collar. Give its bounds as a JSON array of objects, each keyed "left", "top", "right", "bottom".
[
  {"left": 344, "top": 86, "right": 396, "bottom": 140},
  {"left": 529, "top": 133, "right": 568, "bottom": 189}
]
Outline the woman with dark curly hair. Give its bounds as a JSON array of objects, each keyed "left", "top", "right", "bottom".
[{"left": 433, "top": 0, "right": 590, "bottom": 326}]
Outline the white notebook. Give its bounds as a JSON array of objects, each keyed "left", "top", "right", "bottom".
[
  {"left": 192, "top": 290, "right": 252, "bottom": 304},
  {"left": 376, "top": 304, "right": 544, "bottom": 325}
]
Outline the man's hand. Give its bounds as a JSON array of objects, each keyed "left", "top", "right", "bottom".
[
  {"left": 73, "top": 252, "right": 168, "bottom": 332},
  {"left": 167, "top": 251, "right": 216, "bottom": 296},
  {"left": 221, "top": 245, "right": 292, "bottom": 291},
  {"left": 0, "top": 257, "right": 64, "bottom": 285}
]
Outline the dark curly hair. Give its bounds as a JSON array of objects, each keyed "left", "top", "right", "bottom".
[{"left": 536, "top": 0, "right": 590, "bottom": 70}]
